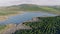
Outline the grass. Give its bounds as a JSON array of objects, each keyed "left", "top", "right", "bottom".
[
  {"left": 0, "top": 4, "right": 60, "bottom": 15},
  {"left": 0, "top": 25, "right": 6, "bottom": 31},
  {"left": 0, "top": 11, "right": 19, "bottom": 16},
  {"left": 39, "top": 7, "right": 60, "bottom": 14}
]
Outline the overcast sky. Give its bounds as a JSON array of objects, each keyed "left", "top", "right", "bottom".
[{"left": 0, "top": 0, "right": 60, "bottom": 6}]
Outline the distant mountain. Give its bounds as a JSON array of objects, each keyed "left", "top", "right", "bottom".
[
  {"left": 0, "top": 4, "right": 60, "bottom": 11},
  {"left": 4, "top": 4, "right": 41, "bottom": 11},
  {"left": 0, "top": 4, "right": 60, "bottom": 14}
]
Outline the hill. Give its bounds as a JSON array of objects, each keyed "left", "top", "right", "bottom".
[
  {"left": 14, "top": 16, "right": 60, "bottom": 34},
  {"left": 0, "top": 4, "right": 60, "bottom": 15}
]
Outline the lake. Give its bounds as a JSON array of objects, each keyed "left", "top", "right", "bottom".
[{"left": 0, "top": 12, "right": 58, "bottom": 25}]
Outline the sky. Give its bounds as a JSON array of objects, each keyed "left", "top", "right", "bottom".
[{"left": 0, "top": 0, "right": 60, "bottom": 6}]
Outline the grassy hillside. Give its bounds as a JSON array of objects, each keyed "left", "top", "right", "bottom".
[
  {"left": 0, "top": 4, "right": 60, "bottom": 15},
  {"left": 14, "top": 16, "right": 60, "bottom": 34}
]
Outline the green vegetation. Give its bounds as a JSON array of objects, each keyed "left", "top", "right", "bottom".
[
  {"left": 19, "top": 4, "right": 41, "bottom": 11},
  {"left": 14, "top": 16, "right": 60, "bottom": 34},
  {"left": 39, "top": 7, "right": 60, "bottom": 14},
  {"left": 19, "top": 4, "right": 60, "bottom": 14},
  {"left": 0, "top": 11, "right": 18, "bottom": 15},
  {"left": 0, "top": 25, "right": 6, "bottom": 30},
  {"left": 0, "top": 4, "right": 60, "bottom": 15}
]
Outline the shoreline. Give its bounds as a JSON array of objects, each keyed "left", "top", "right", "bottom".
[
  {"left": 0, "top": 11, "right": 58, "bottom": 21},
  {"left": 0, "top": 11, "right": 25, "bottom": 21}
]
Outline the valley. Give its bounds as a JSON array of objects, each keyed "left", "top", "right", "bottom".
[{"left": 0, "top": 4, "right": 60, "bottom": 34}]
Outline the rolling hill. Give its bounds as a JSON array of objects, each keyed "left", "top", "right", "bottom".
[{"left": 0, "top": 4, "right": 60, "bottom": 15}]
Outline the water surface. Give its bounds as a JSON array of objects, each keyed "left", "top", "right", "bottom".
[{"left": 0, "top": 12, "right": 58, "bottom": 25}]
